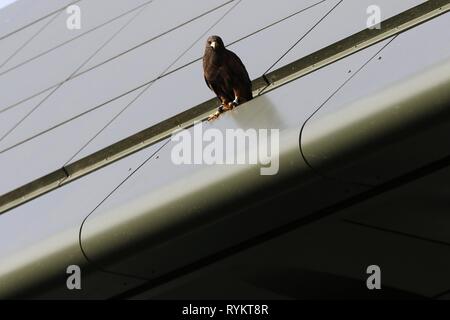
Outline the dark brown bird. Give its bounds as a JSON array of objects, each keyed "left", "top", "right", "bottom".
[{"left": 203, "top": 35, "right": 252, "bottom": 120}]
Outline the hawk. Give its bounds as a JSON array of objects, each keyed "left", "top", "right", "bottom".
[{"left": 203, "top": 35, "right": 253, "bottom": 120}]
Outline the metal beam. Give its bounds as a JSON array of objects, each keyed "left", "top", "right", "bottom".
[{"left": 0, "top": 0, "right": 449, "bottom": 215}]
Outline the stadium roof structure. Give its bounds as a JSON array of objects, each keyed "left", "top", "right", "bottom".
[{"left": 0, "top": 0, "right": 450, "bottom": 299}]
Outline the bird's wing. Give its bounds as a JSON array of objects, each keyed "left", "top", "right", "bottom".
[
  {"left": 204, "top": 76, "right": 213, "bottom": 90},
  {"left": 226, "top": 50, "right": 251, "bottom": 86},
  {"left": 225, "top": 50, "right": 253, "bottom": 101}
]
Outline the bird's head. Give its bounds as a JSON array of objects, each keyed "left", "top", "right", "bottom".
[{"left": 206, "top": 35, "right": 225, "bottom": 52}]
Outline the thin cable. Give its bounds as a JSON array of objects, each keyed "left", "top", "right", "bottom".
[
  {"left": 0, "top": 0, "right": 234, "bottom": 115},
  {"left": 263, "top": 0, "right": 344, "bottom": 76},
  {"left": 0, "top": 2, "right": 153, "bottom": 144},
  {"left": 0, "top": 0, "right": 327, "bottom": 155},
  {"left": 63, "top": 0, "right": 242, "bottom": 166}
]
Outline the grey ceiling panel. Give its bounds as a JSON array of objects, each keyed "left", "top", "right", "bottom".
[
  {"left": 343, "top": 165, "right": 450, "bottom": 247},
  {"left": 211, "top": 219, "right": 450, "bottom": 298},
  {"left": 77, "top": 41, "right": 388, "bottom": 278},
  {"left": 0, "top": 3, "right": 233, "bottom": 153},
  {"left": 300, "top": 13, "right": 450, "bottom": 185},
  {"left": 270, "top": 0, "right": 427, "bottom": 72},
  {"left": 76, "top": 0, "right": 229, "bottom": 74},
  {"left": 166, "top": 0, "right": 332, "bottom": 73},
  {"left": 0, "top": 0, "right": 75, "bottom": 39},
  {"left": 131, "top": 217, "right": 450, "bottom": 298},
  {"left": 0, "top": 0, "right": 152, "bottom": 72}
]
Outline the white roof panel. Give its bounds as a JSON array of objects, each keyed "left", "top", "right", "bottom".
[
  {"left": 270, "top": 0, "right": 428, "bottom": 72},
  {"left": 76, "top": 0, "right": 229, "bottom": 74},
  {"left": 0, "top": 0, "right": 75, "bottom": 39},
  {"left": 0, "top": 3, "right": 234, "bottom": 152},
  {"left": 166, "top": 0, "right": 333, "bottom": 73},
  {"left": 0, "top": 10, "right": 137, "bottom": 115},
  {"left": 0, "top": 0, "right": 152, "bottom": 72},
  {"left": 67, "top": 0, "right": 356, "bottom": 162},
  {"left": 0, "top": 12, "right": 57, "bottom": 68}
]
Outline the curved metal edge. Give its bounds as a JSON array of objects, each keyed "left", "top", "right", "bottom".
[{"left": 301, "top": 58, "right": 450, "bottom": 185}]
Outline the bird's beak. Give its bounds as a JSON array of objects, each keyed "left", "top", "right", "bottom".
[{"left": 210, "top": 41, "right": 217, "bottom": 50}]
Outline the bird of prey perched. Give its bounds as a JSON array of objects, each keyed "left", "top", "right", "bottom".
[{"left": 203, "top": 35, "right": 252, "bottom": 120}]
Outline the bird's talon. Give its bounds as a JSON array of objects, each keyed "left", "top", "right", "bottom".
[
  {"left": 218, "top": 104, "right": 231, "bottom": 113},
  {"left": 222, "top": 102, "right": 234, "bottom": 111},
  {"left": 207, "top": 111, "right": 221, "bottom": 121}
]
